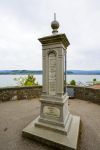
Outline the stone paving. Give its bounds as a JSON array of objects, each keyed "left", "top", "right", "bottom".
[{"left": 0, "top": 99, "right": 100, "bottom": 150}]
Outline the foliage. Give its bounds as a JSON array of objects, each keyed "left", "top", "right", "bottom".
[
  {"left": 95, "top": 81, "right": 100, "bottom": 84},
  {"left": 93, "top": 78, "right": 96, "bottom": 82},
  {"left": 93, "top": 78, "right": 97, "bottom": 85},
  {"left": 70, "top": 80, "right": 76, "bottom": 85},
  {"left": 14, "top": 75, "right": 38, "bottom": 86},
  {"left": 92, "top": 78, "right": 100, "bottom": 85}
]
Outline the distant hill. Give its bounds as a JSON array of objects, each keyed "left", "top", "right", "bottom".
[
  {"left": 0, "top": 70, "right": 42, "bottom": 75},
  {"left": 0, "top": 70, "right": 100, "bottom": 75},
  {"left": 70, "top": 70, "right": 100, "bottom": 75}
]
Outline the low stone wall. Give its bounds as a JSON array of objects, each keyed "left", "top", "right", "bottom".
[
  {"left": 67, "top": 85, "right": 100, "bottom": 104},
  {"left": 0, "top": 86, "right": 42, "bottom": 102},
  {"left": 0, "top": 85, "right": 100, "bottom": 104}
]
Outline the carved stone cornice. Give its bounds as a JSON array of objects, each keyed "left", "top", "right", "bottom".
[{"left": 38, "top": 33, "right": 70, "bottom": 48}]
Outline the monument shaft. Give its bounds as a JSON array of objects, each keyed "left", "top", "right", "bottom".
[{"left": 38, "top": 34, "right": 71, "bottom": 133}]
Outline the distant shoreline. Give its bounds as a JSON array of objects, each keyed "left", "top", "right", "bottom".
[
  {"left": 0, "top": 73, "right": 100, "bottom": 75},
  {"left": 0, "top": 70, "right": 100, "bottom": 75}
]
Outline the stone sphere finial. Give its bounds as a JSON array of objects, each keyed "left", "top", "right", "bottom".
[{"left": 51, "top": 13, "right": 60, "bottom": 34}]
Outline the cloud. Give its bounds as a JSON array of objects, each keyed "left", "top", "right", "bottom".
[{"left": 0, "top": 0, "right": 100, "bottom": 70}]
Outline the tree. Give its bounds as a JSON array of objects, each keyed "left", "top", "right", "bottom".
[
  {"left": 93, "top": 78, "right": 96, "bottom": 85},
  {"left": 14, "top": 75, "right": 38, "bottom": 86},
  {"left": 70, "top": 80, "right": 76, "bottom": 85},
  {"left": 93, "top": 78, "right": 96, "bottom": 82}
]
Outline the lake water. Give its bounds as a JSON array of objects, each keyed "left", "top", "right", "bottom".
[{"left": 0, "top": 74, "right": 100, "bottom": 87}]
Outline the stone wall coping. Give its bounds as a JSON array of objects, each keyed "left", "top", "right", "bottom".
[
  {"left": 0, "top": 85, "right": 42, "bottom": 91},
  {"left": 67, "top": 85, "right": 100, "bottom": 90},
  {"left": 0, "top": 85, "right": 99, "bottom": 91}
]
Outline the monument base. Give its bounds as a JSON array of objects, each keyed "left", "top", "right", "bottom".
[{"left": 22, "top": 115, "right": 80, "bottom": 150}]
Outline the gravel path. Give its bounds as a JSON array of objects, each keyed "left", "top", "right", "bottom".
[{"left": 0, "top": 99, "right": 100, "bottom": 150}]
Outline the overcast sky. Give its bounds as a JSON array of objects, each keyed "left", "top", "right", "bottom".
[{"left": 0, "top": 0, "right": 100, "bottom": 70}]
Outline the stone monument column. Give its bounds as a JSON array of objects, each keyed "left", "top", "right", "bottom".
[
  {"left": 37, "top": 16, "right": 71, "bottom": 134},
  {"left": 23, "top": 14, "right": 80, "bottom": 150}
]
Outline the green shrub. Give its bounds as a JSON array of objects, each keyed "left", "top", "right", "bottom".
[
  {"left": 14, "top": 75, "right": 38, "bottom": 86},
  {"left": 93, "top": 78, "right": 96, "bottom": 82},
  {"left": 70, "top": 80, "right": 76, "bottom": 85},
  {"left": 93, "top": 78, "right": 97, "bottom": 85}
]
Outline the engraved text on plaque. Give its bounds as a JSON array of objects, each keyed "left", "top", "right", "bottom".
[
  {"left": 49, "top": 52, "right": 56, "bottom": 95},
  {"left": 43, "top": 106, "right": 60, "bottom": 118}
]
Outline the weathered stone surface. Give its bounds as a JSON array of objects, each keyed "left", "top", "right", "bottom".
[
  {"left": 22, "top": 115, "right": 80, "bottom": 150},
  {"left": 68, "top": 85, "right": 100, "bottom": 104},
  {"left": 0, "top": 86, "right": 42, "bottom": 102},
  {"left": 0, "top": 86, "right": 100, "bottom": 104},
  {"left": 49, "top": 52, "right": 56, "bottom": 96},
  {"left": 74, "top": 86, "right": 100, "bottom": 103},
  {"left": 43, "top": 106, "right": 60, "bottom": 118}
]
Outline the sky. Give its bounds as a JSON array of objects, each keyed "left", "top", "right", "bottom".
[{"left": 0, "top": 0, "right": 100, "bottom": 70}]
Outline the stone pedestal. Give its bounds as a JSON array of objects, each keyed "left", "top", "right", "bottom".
[
  {"left": 23, "top": 115, "right": 80, "bottom": 150},
  {"left": 22, "top": 16, "right": 80, "bottom": 150}
]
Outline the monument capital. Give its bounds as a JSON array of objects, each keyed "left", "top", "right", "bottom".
[{"left": 38, "top": 33, "right": 70, "bottom": 49}]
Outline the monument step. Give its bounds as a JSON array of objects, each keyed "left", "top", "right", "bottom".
[
  {"left": 35, "top": 114, "right": 72, "bottom": 135},
  {"left": 22, "top": 115, "right": 80, "bottom": 150}
]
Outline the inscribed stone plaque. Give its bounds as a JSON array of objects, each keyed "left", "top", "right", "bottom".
[
  {"left": 43, "top": 106, "right": 60, "bottom": 118},
  {"left": 49, "top": 52, "right": 56, "bottom": 95}
]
